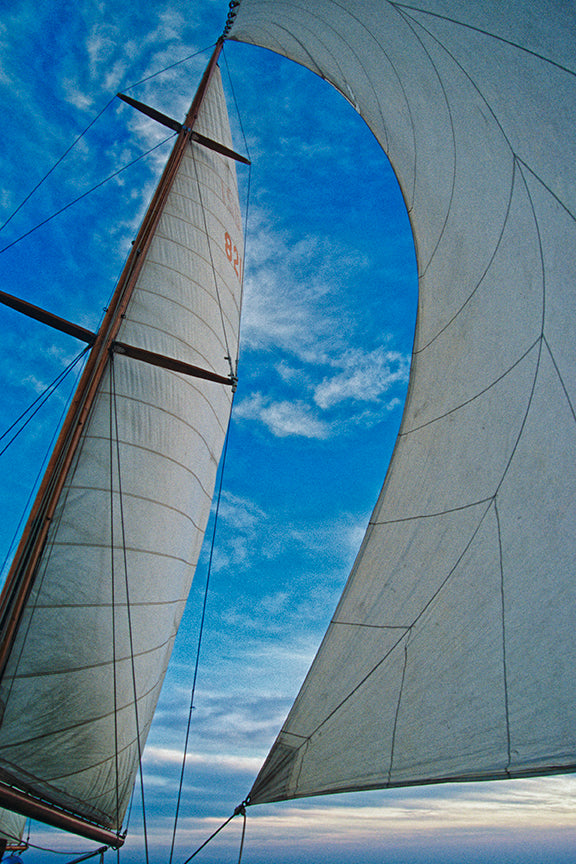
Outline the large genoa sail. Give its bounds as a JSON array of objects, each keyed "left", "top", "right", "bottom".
[
  {"left": 0, "top": 58, "right": 243, "bottom": 840},
  {"left": 228, "top": 2, "right": 576, "bottom": 802}
]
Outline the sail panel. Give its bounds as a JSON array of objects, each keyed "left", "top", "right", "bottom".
[
  {"left": 230, "top": 2, "right": 576, "bottom": 802},
  {"left": 0, "top": 66, "right": 243, "bottom": 830}
]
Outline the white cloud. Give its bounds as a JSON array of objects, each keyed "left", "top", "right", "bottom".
[
  {"left": 144, "top": 746, "right": 262, "bottom": 774},
  {"left": 314, "top": 346, "right": 411, "bottom": 409},
  {"left": 234, "top": 392, "right": 330, "bottom": 439}
]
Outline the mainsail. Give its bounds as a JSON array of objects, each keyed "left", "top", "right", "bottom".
[
  {"left": 0, "top": 54, "right": 243, "bottom": 842},
  {"left": 228, "top": 2, "right": 576, "bottom": 802}
]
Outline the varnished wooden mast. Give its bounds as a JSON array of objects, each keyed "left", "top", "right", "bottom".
[{"left": 0, "top": 38, "right": 225, "bottom": 847}]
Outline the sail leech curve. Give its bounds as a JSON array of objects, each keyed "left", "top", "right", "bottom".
[{"left": 229, "top": 0, "right": 576, "bottom": 804}]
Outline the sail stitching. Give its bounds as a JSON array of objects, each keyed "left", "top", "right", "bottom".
[
  {"left": 6, "top": 665, "right": 168, "bottom": 734},
  {"left": 78, "top": 434, "right": 217, "bottom": 499},
  {"left": 118, "top": 314, "right": 232, "bottom": 371},
  {"left": 372, "top": 496, "right": 493, "bottom": 525},
  {"left": 316, "top": 0, "right": 422, "bottom": 202},
  {"left": 129, "top": 283, "right": 239, "bottom": 343},
  {"left": 98, "top": 377, "right": 231, "bottom": 435},
  {"left": 314, "top": 157, "right": 549, "bottom": 754},
  {"left": 264, "top": 8, "right": 395, "bottom": 153}
]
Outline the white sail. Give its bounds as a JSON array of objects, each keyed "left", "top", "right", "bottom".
[
  {"left": 0, "top": 65, "right": 243, "bottom": 831},
  {"left": 229, "top": 1, "right": 576, "bottom": 802},
  {"left": 0, "top": 808, "right": 25, "bottom": 849}
]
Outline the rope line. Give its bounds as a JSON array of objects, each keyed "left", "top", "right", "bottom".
[
  {"left": 237, "top": 805, "right": 247, "bottom": 864},
  {"left": 179, "top": 803, "right": 248, "bottom": 864},
  {"left": 108, "top": 356, "right": 121, "bottom": 836},
  {"left": 168, "top": 398, "right": 236, "bottom": 864},
  {"left": 222, "top": 44, "right": 252, "bottom": 373},
  {"left": 110, "top": 355, "right": 150, "bottom": 863}
]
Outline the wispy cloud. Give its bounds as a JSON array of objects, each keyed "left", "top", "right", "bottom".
[
  {"left": 234, "top": 393, "right": 330, "bottom": 438},
  {"left": 314, "top": 346, "right": 410, "bottom": 409}
]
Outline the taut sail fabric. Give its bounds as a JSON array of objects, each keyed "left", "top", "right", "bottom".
[
  {"left": 0, "top": 67, "right": 243, "bottom": 830},
  {"left": 0, "top": 808, "right": 25, "bottom": 848},
  {"left": 229, "top": 2, "right": 576, "bottom": 802}
]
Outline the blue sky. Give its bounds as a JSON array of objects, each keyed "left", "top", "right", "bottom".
[{"left": 0, "top": 1, "right": 575, "bottom": 863}]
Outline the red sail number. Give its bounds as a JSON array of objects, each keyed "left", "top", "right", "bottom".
[{"left": 225, "top": 231, "right": 242, "bottom": 280}]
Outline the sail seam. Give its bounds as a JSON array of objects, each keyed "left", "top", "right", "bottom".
[
  {"left": 119, "top": 315, "right": 233, "bottom": 371},
  {"left": 75, "top": 435, "right": 216, "bottom": 500},
  {"left": 128, "top": 283, "right": 239, "bottom": 340},
  {"left": 33, "top": 544, "right": 202, "bottom": 567},
  {"left": 391, "top": 2, "right": 576, "bottom": 77},
  {"left": 392, "top": 3, "right": 458, "bottom": 280},
  {"left": 48, "top": 484, "right": 209, "bottom": 531},
  {"left": 332, "top": 621, "right": 410, "bottom": 630},
  {"left": 98, "top": 378, "right": 231, "bottom": 437},
  {"left": 165, "top": 174, "right": 245, "bottom": 238},
  {"left": 9, "top": 632, "right": 179, "bottom": 680},
  {"left": 494, "top": 499, "right": 512, "bottom": 776},
  {"left": 0, "top": 701, "right": 159, "bottom": 783},
  {"left": 310, "top": 0, "right": 421, "bottom": 202},
  {"left": 388, "top": 637, "right": 410, "bottom": 784},
  {"left": 516, "top": 157, "right": 576, "bottom": 225},
  {"left": 543, "top": 335, "right": 576, "bottom": 425},
  {"left": 371, "top": 495, "right": 492, "bottom": 525},
  {"left": 413, "top": 157, "right": 517, "bottom": 355},
  {"left": 398, "top": 337, "right": 540, "bottom": 436},
  {"left": 305, "top": 500, "right": 494, "bottom": 739}
]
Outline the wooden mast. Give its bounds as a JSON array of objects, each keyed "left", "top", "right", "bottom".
[{"left": 0, "top": 38, "right": 224, "bottom": 847}]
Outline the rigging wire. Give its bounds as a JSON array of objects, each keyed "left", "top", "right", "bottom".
[
  {"left": 109, "top": 355, "right": 122, "bottom": 843},
  {"left": 0, "top": 346, "right": 90, "bottom": 577},
  {"left": 0, "top": 346, "right": 89, "bottom": 456},
  {"left": 222, "top": 44, "right": 252, "bottom": 373},
  {"left": 168, "top": 50, "right": 252, "bottom": 861},
  {"left": 0, "top": 98, "right": 116, "bottom": 235},
  {"left": 0, "top": 135, "right": 176, "bottom": 258},
  {"left": 110, "top": 355, "right": 150, "bottom": 864},
  {"left": 179, "top": 804, "right": 248, "bottom": 864},
  {"left": 167, "top": 404, "right": 236, "bottom": 864},
  {"left": 0, "top": 43, "right": 216, "bottom": 241},
  {"left": 124, "top": 44, "right": 217, "bottom": 91}
]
